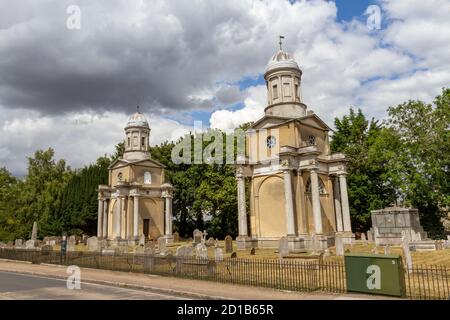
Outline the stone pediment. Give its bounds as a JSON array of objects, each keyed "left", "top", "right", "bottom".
[
  {"left": 108, "top": 157, "right": 165, "bottom": 170},
  {"left": 248, "top": 116, "right": 295, "bottom": 130},
  {"left": 298, "top": 114, "right": 331, "bottom": 131}
]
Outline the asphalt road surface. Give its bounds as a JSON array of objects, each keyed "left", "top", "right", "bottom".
[{"left": 0, "top": 271, "right": 190, "bottom": 300}]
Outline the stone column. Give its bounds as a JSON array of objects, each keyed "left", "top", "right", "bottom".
[
  {"left": 333, "top": 177, "right": 343, "bottom": 232},
  {"left": 133, "top": 195, "right": 139, "bottom": 240},
  {"left": 97, "top": 199, "right": 103, "bottom": 238},
  {"left": 339, "top": 174, "right": 352, "bottom": 232},
  {"left": 102, "top": 200, "right": 108, "bottom": 239},
  {"left": 310, "top": 169, "right": 323, "bottom": 234},
  {"left": 164, "top": 195, "right": 173, "bottom": 236},
  {"left": 236, "top": 174, "right": 248, "bottom": 237},
  {"left": 282, "top": 169, "right": 296, "bottom": 236},
  {"left": 115, "top": 197, "right": 122, "bottom": 240}
]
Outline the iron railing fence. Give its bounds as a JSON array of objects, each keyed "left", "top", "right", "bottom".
[{"left": 0, "top": 248, "right": 449, "bottom": 299}]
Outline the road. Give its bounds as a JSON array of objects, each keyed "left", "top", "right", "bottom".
[{"left": 0, "top": 271, "right": 190, "bottom": 300}]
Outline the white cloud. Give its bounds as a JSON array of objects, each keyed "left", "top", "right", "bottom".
[
  {"left": 1, "top": 0, "right": 449, "bottom": 174},
  {"left": 209, "top": 0, "right": 450, "bottom": 129},
  {"left": 0, "top": 107, "right": 190, "bottom": 176}
]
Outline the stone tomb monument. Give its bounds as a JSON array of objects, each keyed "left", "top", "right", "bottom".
[{"left": 371, "top": 207, "right": 429, "bottom": 246}]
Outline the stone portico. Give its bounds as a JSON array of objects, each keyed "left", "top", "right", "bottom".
[
  {"left": 97, "top": 111, "right": 173, "bottom": 244},
  {"left": 235, "top": 47, "right": 353, "bottom": 250}
]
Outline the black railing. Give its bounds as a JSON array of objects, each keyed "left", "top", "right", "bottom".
[{"left": 0, "top": 248, "right": 449, "bottom": 299}]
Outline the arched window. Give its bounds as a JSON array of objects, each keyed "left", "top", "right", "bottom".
[
  {"left": 305, "top": 177, "right": 326, "bottom": 194},
  {"left": 144, "top": 171, "right": 152, "bottom": 184}
]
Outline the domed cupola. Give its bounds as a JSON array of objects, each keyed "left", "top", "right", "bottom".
[
  {"left": 264, "top": 38, "right": 306, "bottom": 118},
  {"left": 123, "top": 107, "right": 151, "bottom": 161}
]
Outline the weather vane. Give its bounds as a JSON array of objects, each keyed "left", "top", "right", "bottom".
[
  {"left": 279, "top": 35, "right": 285, "bottom": 50},
  {"left": 137, "top": 105, "right": 140, "bottom": 112}
]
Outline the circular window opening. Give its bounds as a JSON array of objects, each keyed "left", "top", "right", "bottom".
[{"left": 266, "top": 135, "right": 277, "bottom": 149}]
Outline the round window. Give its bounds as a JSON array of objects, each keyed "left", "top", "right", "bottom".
[{"left": 266, "top": 136, "right": 277, "bottom": 149}]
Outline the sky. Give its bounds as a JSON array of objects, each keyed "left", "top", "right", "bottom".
[{"left": 0, "top": 0, "right": 449, "bottom": 176}]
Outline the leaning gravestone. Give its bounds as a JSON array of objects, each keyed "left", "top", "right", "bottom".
[
  {"left": 335, "top": 235, "right": 344, "bottom": 256},
  {"left": 278, "top": 236, "right": 289, "bottom": 258},
  {"left": 173, "top": 232, "right": 180, "bottom": 243},
  {"left": 214, "top": 247, "right": 224, "bottom": 262},
  {"left": 361, "top": 233, "right": 367, "bottom": 242},
  {"left": 87, "top": 236, "right": 99, "bottom": 252},
  {"left": 193, "top": 229, "right": 202, "bottom": 245},
  {"left": 224, "top": 235, "right": 233, "bottom": 253},
  {"left": 195, "top": 243, "right": 208, "bottom": 259}
]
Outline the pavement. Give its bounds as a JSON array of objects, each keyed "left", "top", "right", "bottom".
[{"left": 0, "top": 259, "right": 399, "bottom": 300}]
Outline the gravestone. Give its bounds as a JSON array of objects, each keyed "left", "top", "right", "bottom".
[
  {"left": 87, "top": 236, "right": 99, "bottom": 252},
  {"left": 371, "top": 207, "right": 428, "bottom": 246},
  {"left": 202, "top": 230, "right": 208, "bottom": 243},
  {"left": 67, "top": 236, "right": 76, "bottom": 251},
  {"left": 139, "top": 234, "right": 146, "bottom": 246},
  {"left": 335, "top": 235, "right": 344, "bottom": 256},
  {"left": 31, "top": 221, "right": 38, "bottom": 241},
  {"left": 446, "top": 236, "right": 450, "bottom": 249},
  {"left": 157, "top": 237, "right": 167, "bottom": 254},
  {"left": 14, "top": 239, "right": 23, "bottom": 248},
  {"left": 195, "top": 243, "right": 208, "bottom": 259},
  {"left": 25, "top": 240, "right": 36, "bottom": 249},
  {"left": 402, "top": 237, "right": 413, "bottom": 273},
  {"left": 176, "top": 245, "right": 193, "bottom": 258},
  {"left": 361, "top": 233, "right": 366, "bottom": 242},
  {"left": 81, "top": 234, "right": 89, "bottom": 245},
  {"left": 384, "top": 245, "right": 391, "bottom": 255},
  {"left": 367, "top": 230, "right": 373, "bottom": 242},
  {"left": 250, "top": 248, "right": 256, "bottom": 255},
  {"left": 173, "top": 232, "right": 180, "bottom": 243},
  {"left": 193, "top": 229, "right": 202, "bottom": 245},
  {"left": 224, "top": 235, "right": 233, "bottom": 253},
  {"left": 230, "top": 252, "right": 237, "bottom": 259},
  {"left": 214, "top": 247, "right": 224, "bottom": 262},
  {"left": 206, "top": 237, "right": 215, "bottom": 247},
  {"left": 278, "top": 236, "right": 289, "bottom": 258},
  {"left": 0, "top": 242, "right": 6, "bottom": 248}
]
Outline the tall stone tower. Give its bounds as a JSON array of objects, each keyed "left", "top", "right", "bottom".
[
  {"left": 235, "top": 44, "right": 353, "bottom": 251},
  {"left": 123, "top": 110, "right": 151, "bottom": 161}
]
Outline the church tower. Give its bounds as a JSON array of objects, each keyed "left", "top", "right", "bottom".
[
  {"left": 123, "top": 109, "right": 151, "bottom": 161},
  {"left": 235, "top": 39, "right": 353, "bottom": 251},
  {"left": 264, "top": 46, "right": 306, "bottom": 118}
]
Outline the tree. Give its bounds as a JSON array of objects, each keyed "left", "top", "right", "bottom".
[
  {"left": 386, "top": 88, "right": 449, "bottom": 237},
  {"left": 331, "top": 108, "right": 397, "bottom": 232}
]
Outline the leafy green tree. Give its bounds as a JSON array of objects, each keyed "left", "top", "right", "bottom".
[
  {"left": 331, "top": 108, "right": 397, "bottom": 232},
  {"left": 386, "top": 88, "right": 449, "bottom": 237}
]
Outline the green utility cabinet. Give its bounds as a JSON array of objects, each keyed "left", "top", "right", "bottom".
[{"left": 344, "top": 253, "right": 406, "bottom": 297}]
